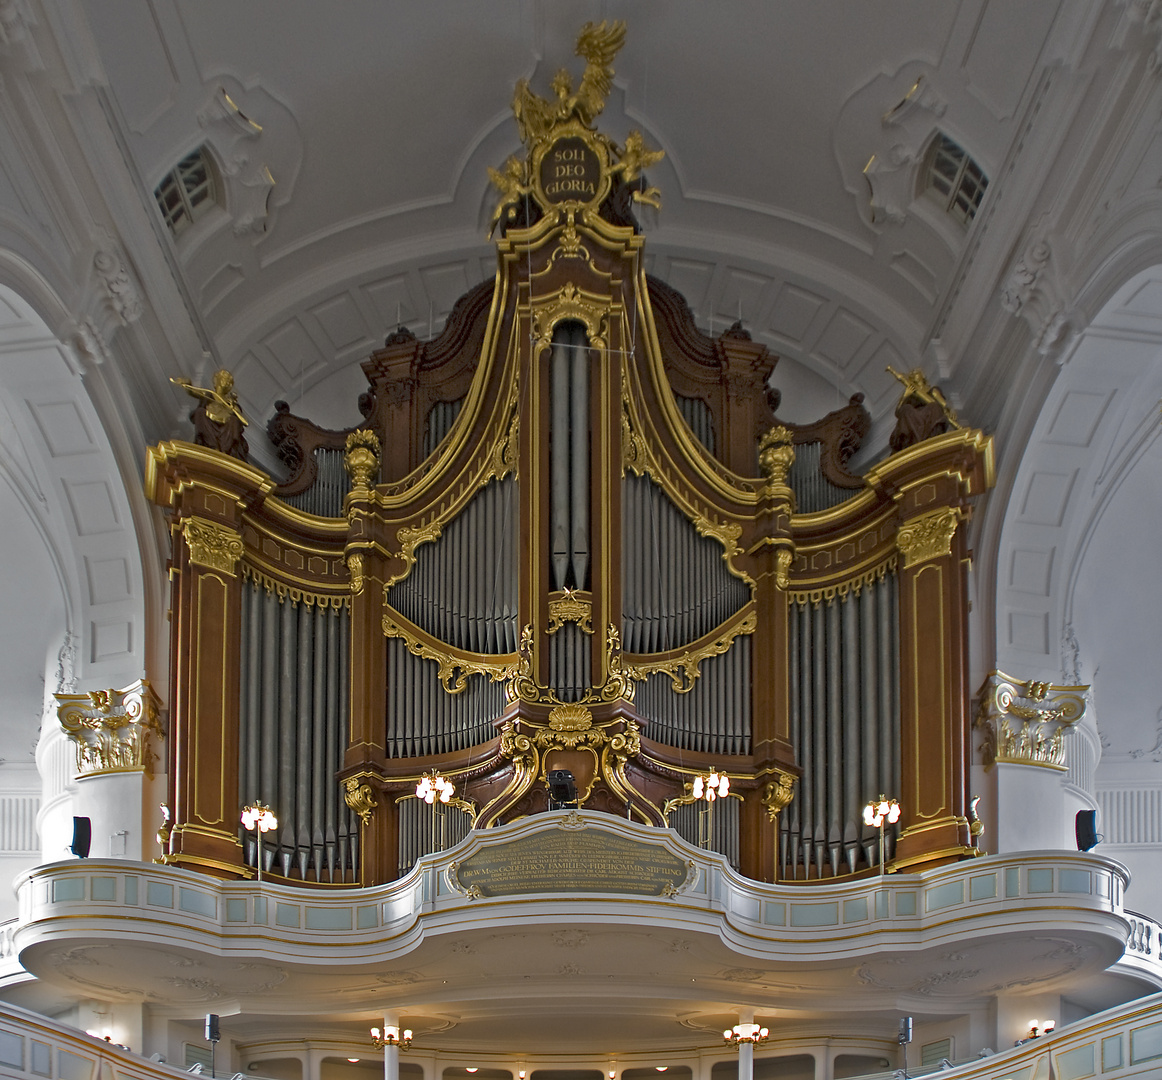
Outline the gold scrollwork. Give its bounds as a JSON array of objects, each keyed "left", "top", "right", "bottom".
[
  {"left": 382, "top": 614, "right": 516, "bottom": 694},
  {"left": 506, "top": 623, "right": 636, "bottom": 706},
  {"left": 626, "top": 609, "right": 756, "bottom": 693},
  {"left": 385, "top": 519, "right": 443, "bottom": 589},
  {"left": 975, "top": 670, "right": 1088, "bottom": 770},
  {"left": 548, "top": 590, "right": 593, "bottom": 634},
  {"left": 183, "top": 517, "right": 243, "bottom": 576},
  {"left": 761, "top": 769, "right": 797, "bottom": 822},
  {"left": 775, "top": 548, "right": 793, "bottom": 590},
  {"left": 531, "top": 283, "right": 610, "bottom": 353},
  {"left": 343, "top": 776, "right": 379, "bottom": 826},
  {"left": 55, "top": 679, "right": 164, "bottom": 779},
  {"left": 896, "top": 507, "right": 961, "bottom": 568},
  {"left": 661, "top": 779, "right": 743, "bottom": 824},
  {"left": 347, "top": 552, "right": 364, "bottom": 596}
]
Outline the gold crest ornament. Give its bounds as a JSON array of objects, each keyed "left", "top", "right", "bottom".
[{"left": 490, "top": 21, "right": 664, "bottom": 227}]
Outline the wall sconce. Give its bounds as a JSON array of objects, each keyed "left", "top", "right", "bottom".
[
  {"left": 240, "top": 802, "right": 278, "bottom": 882},
  {"left": 724, "top": 1023, "right": 769, "bottom": 1046},
  {"left": 863, "top": 795, "right": 901, "bottom": 874},
  {"left": 369, "top": 1026, "right": 412, "bottom": 1050}
]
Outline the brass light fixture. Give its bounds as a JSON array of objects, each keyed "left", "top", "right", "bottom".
[
  {"left": 863, "top": 795, "right": 901, "bottom": 874},
  {"left": 240, "top": 802, "right": 278, "bottom": 882},
  {"left": 724, "top": 1023, "right": 769, "bottom": 1046},
  {"left": 370, "top": 1026, "right": 412, "bottom": 1049}
]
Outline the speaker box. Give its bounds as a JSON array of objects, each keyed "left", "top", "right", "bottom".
[
  {"left": 1076, "top": 809, "right": 1101, "bottom": 851},
  {"left": 205, "top": 1014, "right": 220, "bottom": 1043},
  {"left": 70, "top": 816, "right": 91, "bottom": 858}
]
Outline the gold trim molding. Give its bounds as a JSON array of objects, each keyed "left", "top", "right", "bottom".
[
  {"left": 55, "top": 680, "right": 164, "bottom": 779},
  {"left": 975, "top": 670, "right": 1088, "bottom": 770},
  {"left": 242, "top": 564, "right": 349, "bottom": 610},
  {"left": 896, "top": 507, "right": 961, "bottom": 568},
  {"left": 183, "top": 517, "right": 244, "bottom": 576},
  {"left": 789, "top": 557, "right": 897, "bottom": 606}
]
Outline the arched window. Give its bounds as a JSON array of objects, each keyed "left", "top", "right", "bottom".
[
  {"left": 924, "top": 133, "right": 988, "bottom": 226},
  {"left": 153, "top": 146, "right": 221, "bottom": 236}
]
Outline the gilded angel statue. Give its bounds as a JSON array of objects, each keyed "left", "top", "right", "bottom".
[
  {"left": 511, "top": 20, "right": 627, "bottom": 145},
  {"left": 611, "top": 130, "right": 664, "bottom": 208},
  {"left": 487, "top": 154, "right": 531, "bottom": 237},
  {"left": 171, "top": 367, "right": 249, "bottom": 460}
]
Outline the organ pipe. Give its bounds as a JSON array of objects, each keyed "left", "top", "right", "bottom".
[
  {"left": 238, "top": 580, "right": 356, "bottom": 882},
  {"left": 780, "top": 571, "right": 900, "bottom": 880}
]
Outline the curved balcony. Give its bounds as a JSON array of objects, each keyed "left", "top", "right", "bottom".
[{"left": 8, "top": 813, "right": 1150, "bottom": 1020}]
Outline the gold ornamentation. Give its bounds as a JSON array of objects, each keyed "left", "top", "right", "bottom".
[
  {"left": 548, "top": 590, "right": 593, "bottom": 633},
  {"left": 531, "top": 283, "right": 609, "bottom": 353},
  {"left": 506, "top": 623, "right": 636, "bottom": 705},
  {"left": 512, "top": 21, "right": 625, "bottom": 147},
  {"left": 344, "top": 429, "right": 381, "bottom": 492},
  {"left": 536, "top": 705, "right": 602, "bottom": 749},
  {"left": 487, "top": 154, "right": 531, "bottom": 237},
  {"left": 775, "top": 548, "right": 793, "bottom": 591},
  {"left": 886, "top": 366, "right": 961, "bottom": 428},
  {"left": 626, "top": 609, "right": 756, "bottom": 693},
  {"left": 343, "top": 776, "right": 378, "bottom": 826},
  {"left": 171, "top": 369, "right": 248, "bottom": 428},
  {"left": 896, "top": 507, "right": 961, "bottom": 568},
  {"left": 55, "top": 680, "right": 164, "bottom": 779},
  {"left": 183, "top": 517, "right": 244, "bottom": 576},
  {"left": 661, "top": 776, "right": 743, "bottom": 823},
  {"left": 611, "top": 131, "right": 664, "bottom": 208},
  {"left": 758, "top": 424, "right": 796, "bottom": 509},
  {"left": 155, "top": 804, "right": 172, "bottom": 858},
  {"left": 386, "top": 519, "right": 443, "bottom": 589},
  {"left": 975, "top": 671, "right": 1088, "bottom": 771},
  {"left": 241, "top": 564, "right": 349, "bottom": 610},
  {"left": 789, "top": 556, "right": 897, "bottom": 606},
  {"left": 347, "top": 552, "right": 364, "bottom": 596},
  {"left": 382, "top": 613, "right": 516, "bottom": 694},
  {"left": 762, "top": 770, "right": 797, "bottom": 822}
]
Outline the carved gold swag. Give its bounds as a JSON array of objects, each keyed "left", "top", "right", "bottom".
[{"left": 55, "top": 680, "right": 164, "bottom": 778}]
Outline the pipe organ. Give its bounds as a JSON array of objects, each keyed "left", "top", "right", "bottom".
[{"left": 146, "top": 26, "right": 993, "bottom": 888}]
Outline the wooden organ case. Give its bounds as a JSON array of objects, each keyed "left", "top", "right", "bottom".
[{"left": 146, "top": 24, "right": 993, "bottom": 888}]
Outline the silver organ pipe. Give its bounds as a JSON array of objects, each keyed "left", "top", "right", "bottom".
[
  {"left": 634, "top": 637, "right": 752, "bottom": 756},
  {"left": 548, "top": 322, "right": 590, "bottom": 591},
  {"left": 788, "top": 440, "right": 853, "bottom": 513},
  {"left": 669, "top": 798, "right": 740, "bottom": 870},
  {"left": 283, "top": 448, "right": 351, "bottom": 518},
  {"left": 238, "top": 579, "right": 356, "bottom": 882},
  {"left": 674, "top": 394, "right": 716, "bottom": 455},
  {"left": 780, "top": 570, "right": 900, "bottom": 880},
  {"left": 385, "top": 476, "right": 518, "bottom": 654},
  {"left": 622, "top": 474, "right": 750, "bottom": 652},
  {"left": 423, "top": 399, "right": 464, "bottom": 458},
  {"left": 385, "top": 638, "right": 507, "bottom": 756},
  {"left": 397, "top": 797, "right": 474, "bottom": 876}
]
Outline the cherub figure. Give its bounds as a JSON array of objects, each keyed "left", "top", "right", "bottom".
[
  {"left": 171, "top": 368, "right": 249, "bottom": 460},
  {"left": 612, "top": 130, "right": 664, "bottom": 208},
  {"left": 487, "top": 154, "right": 531, "bottom": 237}
]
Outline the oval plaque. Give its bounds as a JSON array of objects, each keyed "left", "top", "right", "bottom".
[
  {"left": 538, "top": 136, "right": 603, "bottom": 206},
  {"left": 453, "top": 825, "right": 691, "bottom": 897}
]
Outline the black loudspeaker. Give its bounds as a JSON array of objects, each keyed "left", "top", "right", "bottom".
[
  {"left": 70, "top": 816, "right": 91, "bottom": 858},
  {"left": 205, "top": 1014, "right": 220, "bottom": 1044},
  {"left": 898, "top": 1017, "right": 913, "bottom": 1044},
  {"left": 1076, "top": 809, "right": 1102, "bottom": 851}
]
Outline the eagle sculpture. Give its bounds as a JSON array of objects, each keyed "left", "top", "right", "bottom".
[{"left": 511, "top": 20, "right": 627, "bottom": 146}]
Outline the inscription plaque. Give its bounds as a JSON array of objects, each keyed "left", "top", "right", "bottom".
[
  {"left": 538, "top": 137, "right": 603, "bottom": 205},
  {"left": 453, "top": 826, "right": 691, "bottom": 897}
]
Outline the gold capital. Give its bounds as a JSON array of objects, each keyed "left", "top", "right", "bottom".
[
  {"left": 183, "top": 517, "right": 244, "bottom": 576},
  {"left": 896, "top": 507, "right": 961, "bottom": 568},
  {"left": 55, "top": 679, "right": 164, "bottom": 779}
]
